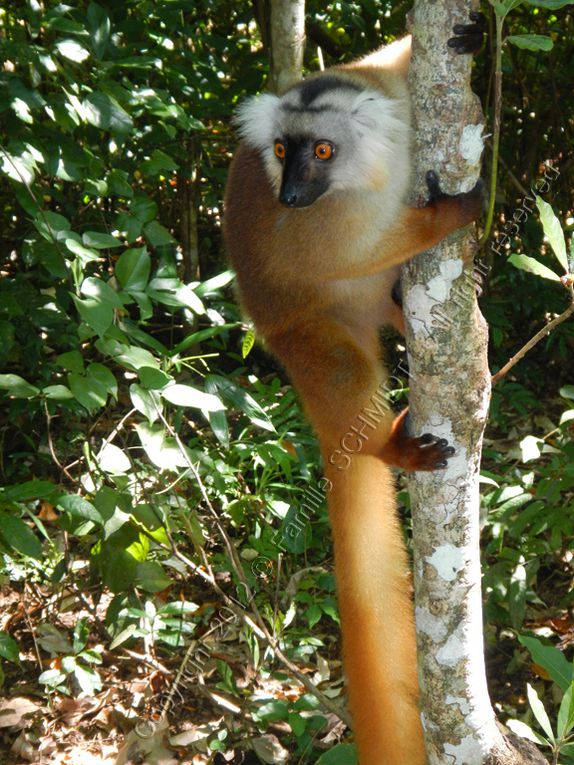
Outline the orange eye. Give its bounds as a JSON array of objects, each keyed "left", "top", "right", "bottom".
[
  {"left": 274, "top": 141, "right": 286, "bottom": 160},
  {"left": 314, "top": 141, "right": 334, "bottom": 160}
]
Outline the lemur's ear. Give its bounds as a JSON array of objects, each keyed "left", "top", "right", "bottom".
[{"left": 233, "top": 94, "right": 281, "bottom": 150}]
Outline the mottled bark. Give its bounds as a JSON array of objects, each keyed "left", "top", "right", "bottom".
[
  {"left": 404, "top": 3, "right": 545, "bottom": 765},
  {"left": 269, "top": 0, "right": 306, "bottom": 93}
]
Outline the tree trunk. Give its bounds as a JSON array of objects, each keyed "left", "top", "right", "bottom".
[
  {"left": 404, "top": 3, "right": 547, "bottom": 764},
  {"left": 269, "top": 0, "right": 306, "bottom": 93}
]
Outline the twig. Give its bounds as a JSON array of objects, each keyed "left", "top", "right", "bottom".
[
  {"left": 479, "top": 13, "right": 504, "bottom": 247},
  {"left": 492, "top": 300, "right": 574, "bottom": 385}
]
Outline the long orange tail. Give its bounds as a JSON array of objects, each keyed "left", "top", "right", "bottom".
[{"left": 324, "top": 453, "right": 427, "bottom": 765}]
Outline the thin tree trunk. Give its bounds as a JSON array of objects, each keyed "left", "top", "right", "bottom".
[
  {"left": 404, "top": 3, "right": 546, "bottom": 764},
  {"left": 269, "top": 0, "right": 306, "bottom": 93}
]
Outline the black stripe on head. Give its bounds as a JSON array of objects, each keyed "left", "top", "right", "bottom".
[{"left": 297, "top": 75, "right": 361, "bottom": 108}]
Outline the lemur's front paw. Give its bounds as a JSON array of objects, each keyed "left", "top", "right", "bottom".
[
  {"left": 425, "top": 170, "right": 484, "bottom": 223},
  {"left": 447, "top": 11, "right": 486, "bottom": 55}
]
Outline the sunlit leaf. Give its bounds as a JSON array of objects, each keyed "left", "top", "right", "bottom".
[
  {"left": 527, "top": 684, "right": 555, "bottom": 742},
  {"left": 508, "top": 254, "right": 560, "bottom": 281},
  {"left": 161, "top": 383, "right": 225, "bottom": 412},
  {"left": 536, "top": 197, "right": 568, "bottom": 272},
  {"left": 97, "top": 443, "right": 131, "bottom": 474},
  {"left": 55, "top": 39, "right": 91, "bottom": 62},
  {"left": 506, "top": 719, "right": 549, "bottom": 747}
]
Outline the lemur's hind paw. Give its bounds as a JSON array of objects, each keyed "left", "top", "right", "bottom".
[
  {"left": 447, "top": 11, "right": 486, "bottom": 55},
  {"left": 380, "top": 408, "right": 456, "bottom": 472}
]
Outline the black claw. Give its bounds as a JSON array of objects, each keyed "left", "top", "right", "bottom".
[
  {"left": 436, "top": 438, "right": 449, "bottom": 447},
  {"left": 435, "top": 460, "right": 448, "bottom": 469},
  {"left": 391, "top": 278, "right": 403, "bottom": 308},
  {"left": 444, "top": 446, "right": 456, "bottom": 456},
  {"left": 419, "top": 433, "right": 437, "bottom": 445},
  {"left": 448, "top": 10, "right": 486, "bottom": 56},
  {"left": 425, "top": 170, "right": 442, "bottom": 202}
]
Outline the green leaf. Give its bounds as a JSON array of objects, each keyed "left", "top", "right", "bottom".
[
  {"left": 143, "top": 220, "right": 175, "bottom": 247},
  {"left": 315, "top": 744, "right": 358, "bottom": 764},
  {"left": 130, "top": 383, "right": 161, "bottom": 423},
  {"left": 508, "top": 254, "right": 560, "bottom": 281},
  {"left": 82, "top": 231, "right": 124, "bottom": 250},
  {"left": 0, "top": 374, "right": 40, "bottom": 399},
  {"left": 557, "top": 684, "right": 574, "bottom": 739},
  {"left": 114, "top": 346, "right": 160, "bottom": 372},
  {"left": 161, "top": 383, "right": 226, "bottom": 412},
  {"left": 87, "top": 363, "right": 117, "bottom": 398},
  {"left": 524, "top": 0, "right": 573, "bottom": 9},
  {"left": 527, "top": 684, "right": 555, "bottom": 742},
  {"left": 39, "top": 668, "right": 67, "bottom": 688},
  {"left": 139, "top": 149, "right": 179, "bottom": 176},
  {"left": 56, "top": 350, "right": 85, "bottom": 374},
  {"left": 506, "top": 34, "right": 554, "bottom": 52},
  {"left": 64, "top": 238, "right": 100, "bottom": 264},
  {"left": 68, "top": 373, "right": 106, "bottom": 411},
  {"left": 107, "top": 169, "right": 133, "bottom": 198},
  {"left": 536, "top": 197, "right": 568, "bottom": 273},
  {"left": 71, "top": 295, "right": 114, "bottom": 337},
  {"left": 33, "top": 211, "right": 71, "bottom": 242},
  {"left": 0, "top": 513, "right": 43, "bottom": 560},
  {"left": 0, "top": 633, "right": 20, "bottom": 663},
  {"left": 242, "top": 328, "right": 256, "bottom": 358},
  {"left": 42, "top": 384, "right": 74, "bottom": 400},
  {"left": 208, "top": 409, "right": 229, "bottom": 447},
  {"left": 519, "top": 635, "right": 572, "bottom": 690},
  {"left": 87, "top": 2, "right": 111, "bottom": 59},
  {"left": 83, "top": 92, "right": 133, "bottom": 135},
  {"left": 130, "top": 196, "right": 158, "bottom": 223},
  {"left": 3, "top": 480, "right": 57, "bottom": 502},
  {"left": 55, "top": 495, "right": 103, "bottom": 524},
  {"left": 509, "top": 562, "right": 527, "bottom": 629},
  {"left": 174, "top": 323, "right": 236, "bottom": 354},
  {"left": 134, "top": 561, "right": 172, "bottom": 593},
  {"left": 560, "top": 386, "right": 574, "bottom": 400},
  {"left": 493, "top": 0, "right": 524, "bottom": 15},
  {"left": 206, "top": 375, "right": 274, "bottom": 431},
  {"left": 138, "top": 367, "right": 171, "bottom": 389},
  {"left": 115, "top": 248, "right": 150, "bottom": 291}
]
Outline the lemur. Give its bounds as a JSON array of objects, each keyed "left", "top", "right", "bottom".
[{"left": 224, "top": 17, "right": 484, "bottom": 764}]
